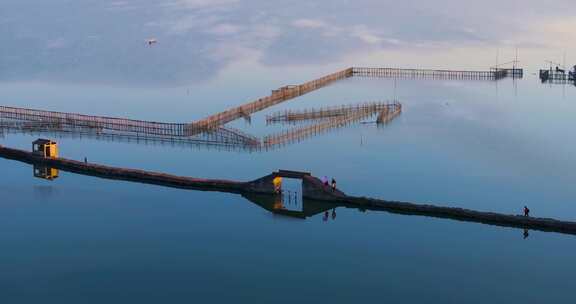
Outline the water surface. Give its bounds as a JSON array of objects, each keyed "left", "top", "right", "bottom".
[{"left": 2, "top": 0, "right": 576, "bottom": 302}]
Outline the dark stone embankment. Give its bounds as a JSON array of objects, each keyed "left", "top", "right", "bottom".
[
  {"left": 0, "top": 145, "right": 343, "bottom": 200},
  {"left": 0, "top": 145, "right": 248, "bottom": 193},
  {"left": 343, "top": 197, "right": 576, "bottom": 235},
  {"left": 2, "top": 144, "right": 576, "bottom": 236}
]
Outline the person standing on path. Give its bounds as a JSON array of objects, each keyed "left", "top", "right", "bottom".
[
  {"left": 524, "top": 206, "right": 530, "bottom": 217},
  {"left": 331, "top": 178, "right": 337, "bottom": 191}
]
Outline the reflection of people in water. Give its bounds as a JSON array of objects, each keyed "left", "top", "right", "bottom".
[
  {"left": 523, "top": 229, "right": 529, "bottom": 239},
  {"left": 321, "top": 209, "right": 337, "bottom": 221}
]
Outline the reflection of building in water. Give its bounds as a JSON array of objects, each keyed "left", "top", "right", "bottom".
[
  {"left": 33, "top": 185, "right": 58, "bottom": 198},
  {"left": 243, "top": 193, "right": 338, "bottom": 219},
  {"left": 271, "top": 176, "right": 305, "bottom": 212},
  {"left": 272, "top": 190, "right": 302, "bottom": 213},
  {"left": 33, "top": 165, "right": 59, "bottom": 180}
]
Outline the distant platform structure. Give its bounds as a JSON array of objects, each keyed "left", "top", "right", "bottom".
[{"left": 539, "top": 66, "right": 576, "bottom": 85}]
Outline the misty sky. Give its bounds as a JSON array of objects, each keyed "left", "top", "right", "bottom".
[{"left": 1, "top": 0, "right": 575, "bottom": 85}]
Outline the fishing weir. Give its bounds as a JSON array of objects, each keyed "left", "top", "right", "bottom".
[
  {"left": 262, "top": 102, "right": 401, "bottom": 148},
  {"left": 0, "top": 120, "right": 260, "bottom": 151},
  {"left": 0, "top": 65, "right": 523, "bottom": 150},
  {"left": 2, "top": 143, "right": 575, "bottom": 236},
  {"left": 187, "top": 66, "right": 520, "bottom": 133},
  {"left": 0, "top": 105, "right": 261, "bottom": 150},
  {"left": 266, "top": 101, "right": 398, "bottom": 124},
  {"left": 539, "top": 66, "right": 576, "bottom": 85},
  {"left": 0, "top": 105, "right": 189, "bottom": 136},
  {"left": 187, "top": 68, "right": 354, "bottom": 132},
  {"left": 352, "top": 67, "right": 523, "bottom": 80},
  {"left": 0, "top": 101, "right": 402, "bottom": 152}
]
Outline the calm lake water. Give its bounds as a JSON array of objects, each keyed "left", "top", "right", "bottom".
[
  {"left": 2, "top": 1, "right": 576, "bottom": 302},
  {"left": 2, "top": 69, "right": 576, "bottom": 303}
]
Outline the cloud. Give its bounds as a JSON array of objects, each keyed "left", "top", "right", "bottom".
[
  {"left": 289, "top": 19, "right": 399, "bottom": 50},
  {"left": 291, "top": 18, "right": 329, "bottom": 29},
  {"left": 349, "top": 26, "right": 384, "bottom": 45},
  {"left": 2, "top": 0, "right": 576, "bottom": 86},
  {"left": 46, "top": 37, "right": 68, "bottom": 49},
  {"left": 205, "top": 23, "right": 242, "bottom": 35},
  {"left": 109, "top": 1, "right": 130, "bottom": 7},
  {"left": 165, "top": 14, "right": 222, "bottom": 34},
  {"left": 167, "top": 0, "right": 239, "bottom": 10}
]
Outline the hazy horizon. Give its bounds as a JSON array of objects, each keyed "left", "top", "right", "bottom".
[{"left": 2, "top": 0, "right": 575, "bottom": 86}]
